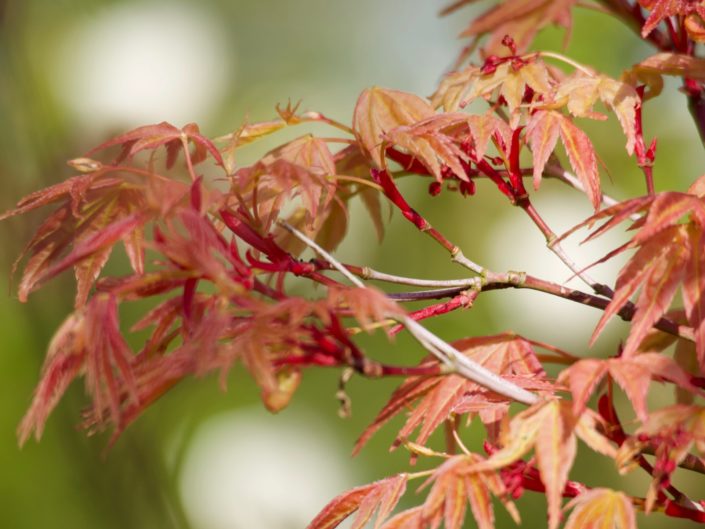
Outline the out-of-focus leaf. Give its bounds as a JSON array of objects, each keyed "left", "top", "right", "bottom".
[
  {"left": 307, "top": 474, "right": 408, "bottom": 529},
  {"left": 564, "top": 488, "right": 636, "bottom": 529}
]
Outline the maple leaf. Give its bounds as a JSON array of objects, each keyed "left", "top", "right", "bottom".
[
  {"left": 18, "top": 294, "right": 138, "bottom": 444},
  {"left": 525, "top": 110, "right": 600, "bottom": 206},
  {"left": 431, "top": 58, "right": 553, "bottom": 115},
  {"left": 633, "top": 52, "right": 705, "bottom": 81},
  {"left": 86, "top": 121, "right": 224, "bottom": 178},
  {"left": 638, "top": 0, "right": 703, "bottom": 38},
  {"left": 472, "top": 399, "right": 615, "bottom": 529},
  {"left": 564, "top": 488, "right": 636, "bottom": 529},
  {"left": 353, "top": 333, "right": 548, "bottom": 455},
  {"left": 418, "top": 453, "right": 520, "bottom": 529},
  {"left": 384, "top": 113, "right": 477, "bottom": 182},
  {"left": 230, "top": 134, "right": 340, "bottom": 253},
  {"left": 153, "top": 208, "right": 247, "bottom": 296},
  {"left": 558, "top": 353, "right": 699, "bottom": 421},
  {"left": 457, "top": 0, "right": 577, "bottom": 55},
  {"left": 307, "top": 474, "right": 408, "bottom": 529},
  {"left": 552, "top": 72, "right": 638, "bottom": 155},
  {"left": 382, "top": 111, "right": 517, "bottom": 185},
  {"left": 1, "top": 158, "right": 204, "bottom": 306},
  {"left": 353, "top": 87, "right": 436, "bottom": 169}
]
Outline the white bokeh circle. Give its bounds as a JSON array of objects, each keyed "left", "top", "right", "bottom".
[
  {"left": 177, "top": 408, "right": 359, "bottom": 529},
  {"left": 51, "top": 1, "right": 231, "bottom": 130}
]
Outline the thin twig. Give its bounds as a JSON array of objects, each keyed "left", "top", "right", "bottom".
[
  {"left": 386, "top": 279, "right": 693, "bottom": 342},
  {"left": 279, "top": 221, "right": 363, "bottom": 287},
  {"left": 356, "top": 267, "right": 480, "bottom": 288}
]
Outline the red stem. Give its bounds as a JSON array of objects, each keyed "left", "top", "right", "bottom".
[{"left": 390, "top": 290, "right": 478, "bottom": 335}]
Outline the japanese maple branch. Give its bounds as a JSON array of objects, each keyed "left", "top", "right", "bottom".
[
  {"left": 312, "top": 249, "right": 693, "bottom": 342},
  {"left": 381, "top": 275, "right": 693, "bottom": 342},
  {"left": 468, "top": 139, "right": 611, "bottom": 295},
  {"left": 278, "top": 220, "right": 539, "bottom": 406}
]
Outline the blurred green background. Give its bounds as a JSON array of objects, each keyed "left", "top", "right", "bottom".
[{"left": 1, "top": 1, "right": 705, "bottom": 528}]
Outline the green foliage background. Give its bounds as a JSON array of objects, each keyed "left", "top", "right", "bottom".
[{"left": 1, "top": 1, "right": 704, "bottom": 527}]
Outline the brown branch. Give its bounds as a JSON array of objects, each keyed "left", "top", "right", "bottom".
[{"left": 384, "top": 273, "right": 693, "bottom": 342}]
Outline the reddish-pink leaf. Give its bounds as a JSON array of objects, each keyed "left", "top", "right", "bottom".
[
  {"left": 590, "top": 225, "right": 679, "bottom": 345},
  {"left": 534, "top": 401, "right": 577, "bottom": 529},
  {"left": 38, "top": 212, "right": 148, "bottom": 300},
  {"left": 307, "top": 474, "right": 408, "bottom": 529},
  {"left": 421, "top": 454, "right": 517, "bottom": 529},
  {"left": 558, "top": 115, "right": 600, "bottom": 209},
  {"left": 560, "top": 353, "right": 700, "bottom": 422},
  {"left": 683, "top": 225, "right": 705, "bottom": 374},
  {"left": 557, "top": 359, "right": 609, "bottom": 417},
  {"left": 621, "top": 226, "right": 689, "bottom": 357},
  {"left": 526, "top": 110, "right": 561, "bottom": 190},
  {"left": 640, "top": 5, "right": 697, "bottom": 38},
  {"left": 17, "top": 312, "right": 86, "bottom": 445},
  {"left": 367, "top": 334, "right": 547, "bottom": 452}
]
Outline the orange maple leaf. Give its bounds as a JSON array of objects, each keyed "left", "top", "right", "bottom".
[
  {"left": 564, "top": 488, "right": 636, "bottom": 529},
  {"left": 558, "top": 353, "right": 700, "bottom": 421},
  {"left": 307, "top": 474, "right": 408, "bottom": 529},
  {"left": 418, "top": 453, "right": 520, "bottom": 529}
]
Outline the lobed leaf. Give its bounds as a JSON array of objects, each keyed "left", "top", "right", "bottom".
[
  {"left": 354, "top": 333, "right": 548, "bottom": 454},
  {"left": 307, "top": 474, "right": 408, "bottom": 529},
  {"left": 420, "top": 454, "right": 519, "bottom": 529},
  {"left": 564, "top": 488, "right": 636, "bottom": 529},
  {"left": 353, "top": 87, "right": 435, "bottom": 168}
]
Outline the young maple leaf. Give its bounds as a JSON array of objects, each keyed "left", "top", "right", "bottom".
[
  {"left": 352, "top": 87, "right": 435, "bottom": 169},
  {"left": 353, "top": 333, "right": 549, "bottom": 455},
  {"left": 86, "top": 121, "right": 224, "bottom": 179},
  {"left": 431, "top": 57, "right": 553, "bottom": 117},
  {"left": 384, "top": 112, "right": 513, "bottom": 183},
  {"left": 616, "top": 405, "right": 705, "bottom": 510},
  {"left": 306, "top": 473, "right": 407, "bottom": 529},
  {"left": 153, "top": 208, "right": 246, "bottom": 296},
  {"left": 18, "top": 294, "right": 138, "bottom": 444},
  {"left": 456, "top": 0, "right": 577, "bottom": 56},
  {"left": 525, "top": 110, "right": 600, "bottom": 207},
  {"left": 564, "top": 488, "right": 636, "bottom": 529},
  {"left": 638, "top": 0, "right": 704, "bottom": 38},
  {"left": 472, "top": 399, "right": 616, "bottom": 529},
  {"left": 632, "top": 52, "right": 705, "bottom": 85},
  {"left": 557, "top": 353, "right": 700, "bottom": 421},
  {"left": 552, "top": 72, "right": 638, "bottom": 155},
  {"left": 418, "top": 453, "right": 520, "bottom": 529},
  {"left": 231, "top": 134, "right": 340, "bottom": 253},
  {"left": 383, "top": 113, "right": 472, "bottom": 182},
  {"left": 1, "top": 157, "right": 203, "bottom": 307}
]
